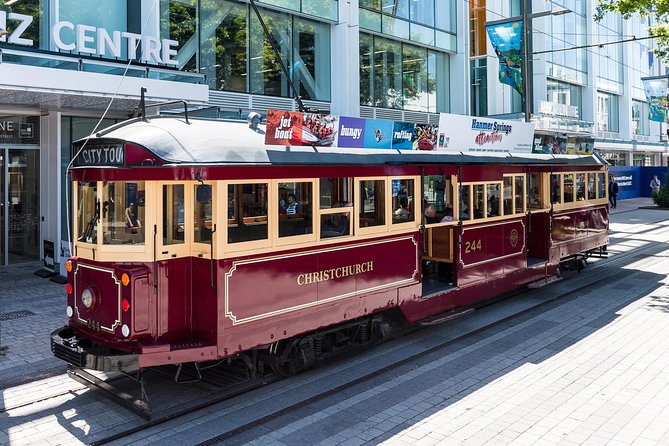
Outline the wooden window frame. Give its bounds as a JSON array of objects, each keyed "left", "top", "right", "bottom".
[{"left": 223, "top": 179, "right": 272, "bottom": 253}]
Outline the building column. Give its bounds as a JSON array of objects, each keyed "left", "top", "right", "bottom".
[
  {"left": 39, "top": 112, "right": 62, "bottom": 274},
  {"left": 330, "top": 0, "right": 360, "bottom": 116}
]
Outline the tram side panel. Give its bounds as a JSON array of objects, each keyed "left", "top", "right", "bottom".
[
  {"left": 526, "top": 211, "right": 550, "bottom": 260},
  {"left": 217, "top": 236, "right": 420, "bottom": 357},
  {"left": 551, "top": 205, "right": 608, "bottom": 260}
]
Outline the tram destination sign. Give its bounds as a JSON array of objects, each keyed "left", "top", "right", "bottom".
[{"left": 75, "top": 144, "right": 124, "bottom": 167}]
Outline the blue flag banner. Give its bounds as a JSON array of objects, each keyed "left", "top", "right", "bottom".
[
  {"left": 486, "top": 20, "right": 524, "bottom": 96},
  {"left": 642, "top": 76, "right": 669, "bottom": 123}
]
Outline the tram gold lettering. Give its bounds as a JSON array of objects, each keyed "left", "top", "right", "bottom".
[{"left": 297, "top": 261, "right": 374, "bottom": 286}]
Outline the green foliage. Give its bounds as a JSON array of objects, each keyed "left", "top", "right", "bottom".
[
  {"left": 652, "top": 172, "right": 669, "bottom": 207},
  {"left": 595, "top": 1, "right": 669, "bottom": 60}
]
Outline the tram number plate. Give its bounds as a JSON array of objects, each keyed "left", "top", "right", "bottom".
[
  {"left": 86, "top": 320, "right": 101, "bottom": 331},
  {"left": 464, "top": 239, "right": 482, "bottom": 254}
]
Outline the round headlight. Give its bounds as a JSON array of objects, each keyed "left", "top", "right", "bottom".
[
  {"left": 121, "top": 324, "right": 130, "bottom": 337},
  {"left": 66, "top": 306, "right": 73, "bottom": 317},
  {"left": 81, "top": 288, "right": 94, "bottom": 309}
]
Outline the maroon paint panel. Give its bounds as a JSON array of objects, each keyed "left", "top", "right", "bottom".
[
  {"left": 527, "top": 212, "right": 550, "bottom": 259},
  {"left": 73, "top": 263, "right": 122, "bottom": 334},
  {"left": 460, "top": 165, "right": 521, "bottom": 183},
  {"left": 191, "top": 257, "right": 219, "bottom": 344},
  {"left": 155, "top": 258, "right": 190, "bottom": 342},
  {"left": 217, "top": 287, "right": 400, "bottom": 358},
  {"left": 224, "top": 237, "right": 418, "bottom": 324}
]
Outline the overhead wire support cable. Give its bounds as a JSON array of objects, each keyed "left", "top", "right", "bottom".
[
  {"left": 533, "top": 35, "right": 657, "bottom": 55},
  {"left": 248, "top": 0, "right": 309, "bottom": 113}
]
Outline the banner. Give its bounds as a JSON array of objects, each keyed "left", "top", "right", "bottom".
[
  {"left": 437, "top": 113, "right": 534, "bottom": 154},
  {"left": 486, "top": 20, "right": 524, "bottom": 96},
  {"left": 642, "top": 76, "right": 669, "bottom": 123}
]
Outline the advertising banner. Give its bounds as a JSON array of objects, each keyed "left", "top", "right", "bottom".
[
  {"left": 363, "top": 119, "right": 394, "bottom": 149},
  {"left": 437, "top": 113, "right": 534, "bottom": 154},
  {"left": 486, "top": 20, "right": 524, "bottom": 96},
  {"left": 642, "top": 76, "right": 669, "bottom": 123},
  {"left": 338, "top": 116, "right": 366, "bottom": 148},
  {"left": 567, "top": 136, "right": 594, "bottom": 155}
]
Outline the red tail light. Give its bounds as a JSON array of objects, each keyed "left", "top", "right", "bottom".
[
  {"left": 122, "top": 298, "right": 130, "bottom": 312},
  {"left": 66, "top": 283, "right": 73, "bottom": 295}
]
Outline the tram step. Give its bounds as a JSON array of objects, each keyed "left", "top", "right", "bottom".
[
  {"left": 417, "top": 308, "right": 474, "bottom": 326},
  {"left": 527, "top": 275, "right": 562, "bottom": 289}
]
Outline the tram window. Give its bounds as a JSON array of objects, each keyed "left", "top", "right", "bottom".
[
  {"left": 473, "top": 185, "right": 485, "bottom": 219},
  {"left": 575, "top": 173, "right": 585, "bottom": 200},
  {"left": 598, "top": 173, "right": 606, "bottom": 198},
  {"left": 279, "top": 182, "right": 313, "bottom": 237},
  {"left": 528, "top": 173, "right": 544, "bottom": 209},
  {"left": 321, "top": 212, "right": 351, "bottom": 238},
  {"left": 77, "top": 182, "right": 98, "bottom": 243},
  {"left": 551, "top": 174, "right": 561, "bottom": 204},
  {"left": 563, "top": 174, "right": 574, "bottom": 203},
  {"left": 102, "top": 181, "right": 145, "bottom": 245},
  {"left": 459, "top": 184, "right": 471, "bottom": 220},
  {"left": 359, "top": 179, "right": 385, "bottom": 227},
  {"left": 228, "top": 183, "right": 268, "bottom": 243},
  {"left": 162, "top": 184, "right": 185, "bottom": 245},
  {"left": 514, "top": 176, "right": 524, "bottom": 212},
  {"left": 423, "top": 175, "right": 454, "bottom": 223},
  {"left": 503, "top": 177, "right": 513, "bottom": 215},
  {"left": 194, "top": 184, "right": 213, "bottom": 243},
  {"left": 487, "top": 183, "right": 500, "bottom": 217},
  {"left": 587, "top": 173, "right": 596, "bottom": 200},
  {"left": 392, "top": 179, "right": 415, "bottom": 224},
  {"left": 320, "top": 177, "right": 353, "bottom": 208}
]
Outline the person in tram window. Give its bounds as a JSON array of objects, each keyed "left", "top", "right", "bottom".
[
  {"left": 285, "top": 193, "right": 300, "bottom": 215},
  {"left": 529, "top": 187, "right": 540, "bottom": 205},
  {"left": 608, "top": 176, "right": 619, "bottom": 209},
  {"left": 440, "top": 206, "right": 454, "bottom": 222},
  {"left": 423, "top": 204, "right": 439, "bottom": 224},
  {"left": 125, "top": 202, "right": 141, "bottom": 232},
  {"left": 394, "top": 196, "right": 410, "bottom": 219}
]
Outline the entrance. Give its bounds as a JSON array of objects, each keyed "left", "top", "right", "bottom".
[{"left": 1, "top": 148, "right": 40, "bottom": 265}]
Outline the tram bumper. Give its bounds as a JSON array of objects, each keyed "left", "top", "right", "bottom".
[{"left": 50, "top": 326, "right": 139, "bottom": 372}]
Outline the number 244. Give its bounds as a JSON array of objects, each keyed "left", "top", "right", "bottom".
[{"left": 465, "top": 239, "right": 482, "bottom": 253}]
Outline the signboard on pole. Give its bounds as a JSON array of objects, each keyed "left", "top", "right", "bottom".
[
  {"left": 486, "top": 20, "right": 524, "bottom": 96},
  {"left": 642, "top": 76, "right": 669, "bottom": 123}
]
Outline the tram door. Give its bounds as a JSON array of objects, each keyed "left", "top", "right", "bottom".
[{"left": 526, "top": 172, "right": 550, "bottom": 263}]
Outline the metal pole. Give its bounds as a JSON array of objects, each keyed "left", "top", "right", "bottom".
[{"left": 522, "top": 0, "right": 531, "bottom": 123}]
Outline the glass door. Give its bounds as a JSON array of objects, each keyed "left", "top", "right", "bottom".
[
  {"left": 1, "top": 150, "right": 5, "bottom": 265},
  {"left": 4, "top": 148, "right": 40, "bottom": 264}
]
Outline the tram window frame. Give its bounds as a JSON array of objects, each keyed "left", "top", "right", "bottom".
[
  {"left": 503, "top": 177, "right": 513, "bottom": 215},
  {"left": 563, "top": 173, "right": 575, "bottom": 203},
  {"left": 598, "top": 172, "right": 606, "bottom": 199},
  {"left": 225, "top": 181, "right": 271, "bottom": 249},
  {"left": 193, "top": 182, "right": 215, "bottom": 247},
  {"left": 275, "top": 179, "right": 316, "bottom": 246},
  {"left": 99, "top": 180, "right": 147, "bottom": 246},
  {"left": 76, "top": 181, "right": 98, "bottom": 245},
  {"left": 318, "top": 177, "right": 353, "bottom": 240},
  {"left": 550, "top": 174, "right": 562, "bottom": 205},
  {"left": 486, "top": 183, "right": 501, "bottom": 218},
  {"left": 514, "top": 175, "right": 525, "bottom": 213},
  {"left": 422, "top": 174, "right": 456, "bottom": 225},
  {"left": 587, "top": 173, "right": 596, "bottom": 200},
  {"left": 528, "top": 173, "right": 546, "bottom": 210},
  {"left": 459, "top": 184, "right": 472, "bottom": 220},
  {"left": 391, "top": 177, "right": 417, "bottom": 227},
  {"left": 154, "top": 182, "right": 192, "bottom": 260},
  {"left": 356, "top": 177, "right": 388, "bottom": 235}
]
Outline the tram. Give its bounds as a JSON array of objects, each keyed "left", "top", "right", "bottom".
[{"left": 51, "top": 113, "right": 609, "bottom": 376}]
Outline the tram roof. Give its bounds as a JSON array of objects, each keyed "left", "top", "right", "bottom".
[{"left": 78, "top": 116, "right": 606, "bottom": 167}]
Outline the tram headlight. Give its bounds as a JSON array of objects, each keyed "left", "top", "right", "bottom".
[
  {"left": 81, "top": 288, "right": 94, "bottom": 309},
  {"left": 121, "top": 324, "right": 130, "bottom": 338},
  {"left": 66, "top": 306, "right": 73, "bottom": 318}
]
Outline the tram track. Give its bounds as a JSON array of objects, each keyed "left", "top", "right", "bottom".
[{"left": 87, "top": 230, "right": 667, "bottom": 446}]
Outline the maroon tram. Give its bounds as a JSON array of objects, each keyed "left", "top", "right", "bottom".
[{"left": 51, "top": 115, "right": 609, "bottom": 376}]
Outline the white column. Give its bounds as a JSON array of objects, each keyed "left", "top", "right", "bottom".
[
  {"left": 39, "top": 113, "right": 63, "bottom": 274},
  {"left": 449, "top": 0, "right": 469, "bottom": 115},
  {"left": 330, "top": 0, "right": 360, "bottom": 116},
  {"left": 582, "top": 0, "right": 598, "bottom": 131}
]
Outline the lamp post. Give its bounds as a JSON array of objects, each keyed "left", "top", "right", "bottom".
[{"left": 486, "top": 2, "right": 570, "bottom": 123}]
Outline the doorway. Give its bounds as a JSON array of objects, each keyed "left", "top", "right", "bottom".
[{"left": 1, "top": 148, "right": 40, "bottom": 265}]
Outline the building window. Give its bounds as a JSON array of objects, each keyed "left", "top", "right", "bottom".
[
  {"left": 360, "top": 33, "right": 449, "bottom": 112},
  {"left": 601, "top": 152, "right": 625, "bottom": 166},
  {"left": 469, "top": 0, "right": 486, "bottom": 57},
  {"left": 547, "top": 80, "right": 582, "bottom": 120},
  {"left": 470, "top": 59, "right": 487, "bottom": 116},
  {"left": 632, "top": 100, "right": 651, "bottom": 136},
  {"left": 597, "top": 91, "right": 619, "bottom": 133},
  {"left": 633, "top": 153, "right": 652, "bottom": 167}
]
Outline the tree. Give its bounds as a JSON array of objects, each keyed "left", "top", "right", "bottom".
[{"left": 595, "top": 1, "right": 669, "bottom": 60}]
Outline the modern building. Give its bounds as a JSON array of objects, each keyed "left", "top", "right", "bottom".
[
  {"left": 0, "top": 0, "right": 663, "bottom": 271},
  {"left": 470, "top": 0, "right": 668, "bottom": 167}
]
